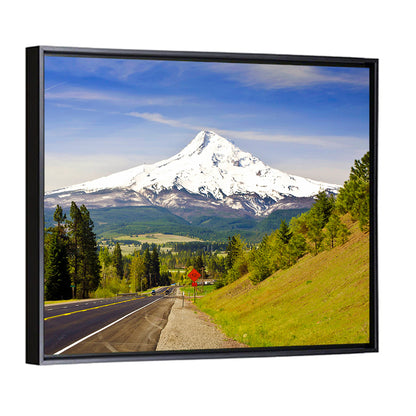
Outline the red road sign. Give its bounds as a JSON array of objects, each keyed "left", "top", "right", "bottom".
[
  {"left": 188, "top": 268, "right": 201, "bottom": 282},
  {"left": 192, "top": 281, "right": 198, "bottom": 287}
]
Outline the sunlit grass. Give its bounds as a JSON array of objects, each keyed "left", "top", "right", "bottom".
[
  {"left": 181, "top": 285, "right": 217, "bottom": 297},
  {"left": 197, "top": 222, "right": 370, "bottom": 347}
]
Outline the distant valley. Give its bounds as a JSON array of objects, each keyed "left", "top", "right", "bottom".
[
  {"left": 44, "top": 206, "right": 309, "bottom": 243},
  {"left": 45, "top": 130, "right": 338, "bottom": 243}
]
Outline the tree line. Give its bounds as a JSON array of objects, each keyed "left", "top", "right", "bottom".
[
  {"left": 45, "top": 153, "right": 370, "bottom": 298},
  {"left": 214, "top": 151, "right": 370, "bottom": 286},
  {"left": 128, "top": 152, "right": 370, "bottom": 289},
  {"left": 96, "top": 243, "right": 171, "bottom": 298},
  {"left": 45, "top": 202, "right": 170, "bottom": 300},
  {"left": 44, "top": 202, "right": 100, "bottom": 300}
]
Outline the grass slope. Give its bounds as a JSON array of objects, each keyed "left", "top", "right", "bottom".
[{"left": 197, "top": 220, "right": 370, "bottom": 347}]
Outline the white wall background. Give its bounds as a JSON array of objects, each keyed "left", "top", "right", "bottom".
[{"left": 1, "top": 1, "right": 414, "bottom": 414}]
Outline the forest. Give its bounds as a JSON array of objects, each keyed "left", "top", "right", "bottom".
[{"left": 44, "top": 152, "right": 369, "bottom": 301}]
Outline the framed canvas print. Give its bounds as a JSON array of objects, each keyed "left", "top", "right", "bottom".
[{"left": 26, "top": 46, "right": 378, "bottom": 365}]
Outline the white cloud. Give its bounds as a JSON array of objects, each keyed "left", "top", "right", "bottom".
[
  {"left": 215, "top": 128, "right": 367, "bottom": 150},
  {"left": 44, "top": 81, "right": 67, "bottom": 92},
  {"left": 125, "top": 111, "right": 366, "bottom": 150},
  {"left": 126, "top": 112, "right": 199, "bottom": 130},
  {"left": 206, "top": 62, "right": 369, "bottom": 90},
  {"left": 46, "top": 87, "right": 188, "bottom": 107},
  {"left": 46, "top": 57, "right": 157, "bottom": 82}
]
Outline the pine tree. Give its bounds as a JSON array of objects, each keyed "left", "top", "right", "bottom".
[
  {"left": 310, "top": 190, "right": 335, "bottom": 229},
  {"left": 307, "top": 212, "right": 324, "bottom": 255},
  {"left": 278, "top": 220, "right": 292, "bottom": 244},
  {"left": 195, "top": 255, "right": 204, "bottom": 273},
  {"left": 78, "top": 205, "right": 101, "bottom": 298},
  {"left": 325, "top": 214, "right": 341, "bottom": 248},
  {"left": 337, "top": 223, "right": 351, "bottom": 245},
  {"left": 287, "top": 233, "right": 307, "bottom": 265},
  {"left": 290, "top": 212, "right": 309, "bottom": 237},
  {"left": 350, "top": 151, "right": 370, "bottom": 183},
  {"left": 249, "top": 236, "right": 272, "bottom": 284},
  {"left": 44, "top": 205, "right": 71, "bottom": 300},
  {"left": 337, "top": 152, "right": 370, "bottom": 231},
  {"left": 143, "top": 247, "right": 152, "bottom": 287},
  {"left": 53, "top": 204, "right": 66, "bottom": 231},
  {"left": 225, "top": 235, "right": 245, "bottom": 270},
  {"left": 113, "top": 242, "right": 123, "bottom": 279},
  {"left": 68, "top": 202, "right": 83, "bottom": 297},
  {"left": 44, "top": 229, "right": 72, "bottom": 300},
  {"left": 269, "top": 232, "right": 289, "bottom": 270},
  {"left": 150, "top": 247, "right": 161, "bottom": 286},
  {"left": 99, "top": 246, "right": 112, "bottom": 268},
  {"left": 67, "top": 202, "right": 100, "bottom": 298}
]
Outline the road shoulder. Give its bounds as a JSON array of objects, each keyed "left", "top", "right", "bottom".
[{"left": 156, "top": 290, "right": 246, "bottom": 351}]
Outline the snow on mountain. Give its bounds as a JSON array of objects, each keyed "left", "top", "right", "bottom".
[{"left": 46, "top": 130, "right": 340, "bottom": 216}]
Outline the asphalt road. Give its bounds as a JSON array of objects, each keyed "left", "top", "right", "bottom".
[{"left": 44, "top": 287, "right": 175, "bottom": 356}]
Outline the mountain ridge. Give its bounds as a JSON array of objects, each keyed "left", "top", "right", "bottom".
[{"left": 45, "top": 130, "right": 340, "bottom": 217}]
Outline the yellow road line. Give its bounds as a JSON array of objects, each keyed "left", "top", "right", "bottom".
[
  {"left": 44, "top": 296, "right": 146, "bottom": 321},
  {"left": 53, "top": 297, "right": 163, "bottom": 355}
]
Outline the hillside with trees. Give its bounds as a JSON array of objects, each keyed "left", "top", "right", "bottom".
[
  {"left": 211, "top": 152, "right": 369, "bottom": 288},
  {"left": 44, "top": 153, "right": 370, "bottom": 308},
  {"left": 196, "top": 152, "right": 371, "bottom": 346},
  {"left": 197, "top": 217, "right": 370, "bottom": 346}
]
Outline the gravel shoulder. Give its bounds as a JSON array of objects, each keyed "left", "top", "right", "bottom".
[{"left": 156, "top": 289, "right": 246, "bottom": 351}]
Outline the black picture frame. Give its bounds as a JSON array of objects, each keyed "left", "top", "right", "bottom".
[{"left": 26, "top": 46, "right": 378, "bottom": 365}]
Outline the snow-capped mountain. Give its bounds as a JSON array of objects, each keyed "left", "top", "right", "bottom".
[{"left": 45, "top": 130, "right": 340, "bottom": 217}]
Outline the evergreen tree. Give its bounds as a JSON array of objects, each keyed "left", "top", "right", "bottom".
[
  {"left": 44, "top": 205, "right": 71, "bottom": 300},
  {"left": 337, "top": 223, "right": 351, "bottom": 245},
  {"left": 53, "top": 204, "right": 66, "bottom": 231},
  {"left": 143, "top": 247, "right": 152, "bottom": 287},
  {"left": 44, "top": 229, "right": 72, "bottom": 300},
  {"left": 99, "top": 246, "right": 112, "bottom": 268},
  {"left": 325, "top": 214, "right": 341, "bottom": 248},
  {"left": 67, "top": 202, "right": 100, "bottom": 298},
  {"left": 159, "top": 264, "right": 172, "bottom": 286},
  {"left": 249, "top": 236, "right": 272, "bottom": 284},
  {"left": 113, "top": 242, "right": 123, "bottom": 279},
  {"left": 268, "top": 231, "right": 289, "bottom": 270},
  {"left": 223, "top": 234, "right": 247, "bottom": 284},
  {"left": 307, "top": 213, "right": 324, "bottom": 255},
  {"left": 337, "top": 152, "right": 370, "bottom": 231},
  {"left": 195, "top": 255, "right": 204, "bottom": 274},
  {"left": 150, "top": 247, "right": 161, "bottom": 286},
  {"left": 78, "top": 205, "right": 101, "bottom": 298},
  {"left": 287, "top": 233, "right": 307, "bottom": 266},
  {"left": 278, "top": 220, "right": 292, "bottom": 244},
  {"left": 68, "top": 202, "right": 83, "bottom": 297},
  {"left": 310, "top": 190, "right": 335, "bottom": 229},
  {"left": 225, "top": 234, "right": 245, "bottom": 270},
  {"left": 290, "top": 212, "right": 309, "bottom": 237},
  {"left": 350, "top": 151, "right": 370, "bottom": 183}
]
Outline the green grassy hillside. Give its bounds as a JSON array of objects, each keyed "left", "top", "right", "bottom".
[{"left": 197, "top": 219, "right": 370, "bottom": 347}]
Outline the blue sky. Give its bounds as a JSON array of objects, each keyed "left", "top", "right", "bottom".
[{"left": 44, "top": 55, "right": 369, "bottom": 191}]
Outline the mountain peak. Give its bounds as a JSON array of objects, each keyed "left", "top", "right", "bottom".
[
  {"left": 46, "top": 130, "right": 340, "bottom": 215},
  {"left": 195, "top": 130, "right": 223, "bottom": 141},
  {"left": 179, "top": 130, "right": 234, "bottom": 157}
]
